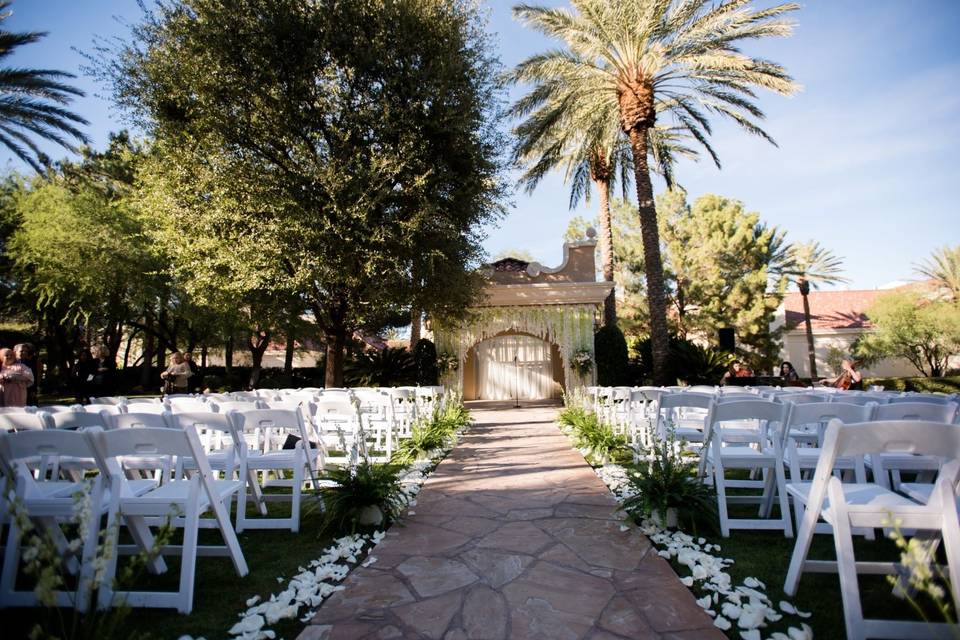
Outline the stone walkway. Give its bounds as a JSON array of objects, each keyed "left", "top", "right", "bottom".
[{"left": 299, "top": 403, "right": 724, "bottom": 640}]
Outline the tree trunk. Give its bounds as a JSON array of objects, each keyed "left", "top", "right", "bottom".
[
  {"left": 248, "top": 328, "right": 270, "bottom": 389},
  {"left": 201, "top": 343, "right": 208, "bottom": 369},
  {"left": 627, "top": 127, "right": 670, "bottom": 385},
  {"left": 595, "top": 177, "right": 617, "bottom": 327},
  {"left": 800, "top": 281, "right": 818, "bottom": 378},
  {"left": 225, "top": 334, "right": 234, "bottom": 372},
  {"left": 122, "top": 328, "right": 138, "bottom": 370},
  {"left": 324, "top": 327, "right": 346, "bottom": 388},
  {"left": 284, "top": 335, "right": 295, "bottom": 374},
  {"left": 140, "top": 313, "right": 155, "bottom": 388},
  {"left": 410, "top": 306, "right": 422, "bottom": 350}
]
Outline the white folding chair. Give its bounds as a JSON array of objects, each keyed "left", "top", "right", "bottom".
[
  {"left": 88, "top": 396, "right": 128, "bottom": 405},
  {"left": 312, "top": 398, "right": 366, "bottom": 464},
  {"left": 699, "top": 399, "right": 794, "bottom": 537},
  {"left": 82, "top": 403, "right": 126, "bottom": 415},
  {"left": 232, "top": 409, "right": 318, "bottom": 532},
  {"left": 658, "top": 392, "right": 714, "bottom": 446},
  {"left": 869, "top": 402, "right": 959, "bottom": 489},
  {"left": 168, "top": 412, "right": 249, "bottom": 530},
  {"left": 0, "top": 429, "right": 107, "bottom": 610},
  {"left": 90, "top": 426, "right": 248, "bottom": 613},
  {"left": 784, "top": 420, "right": 960, "bottom": 640}
]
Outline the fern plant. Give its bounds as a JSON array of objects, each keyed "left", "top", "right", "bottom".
[
  {"left": 316, "top": 461, "right": 406, "bottom": 535},
  {"left": 621, "top": 428, "right": 717, "bottom": 532}
]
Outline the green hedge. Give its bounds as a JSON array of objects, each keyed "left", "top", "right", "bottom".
[
  {"left": 595, "top": 325, "right": 629, "bottom": 386},
  {"left": 864, "top": 376, "right": 960, "bottom": 394}
]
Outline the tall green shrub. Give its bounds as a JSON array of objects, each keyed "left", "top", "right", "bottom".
[
  {"left": 412, "top": 338, "right": 439, "bottom": 386},
  {"left": 595, "top": 325, "right": 629, "bottom": 385}
]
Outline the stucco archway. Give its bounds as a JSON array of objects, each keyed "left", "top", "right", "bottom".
[{"left": 462, "top": 330, "right": 564, "bottom": 400}]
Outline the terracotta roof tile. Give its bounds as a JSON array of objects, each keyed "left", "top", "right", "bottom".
[{"left": 783, "top": 281, "right": 933, "bottom": 330}]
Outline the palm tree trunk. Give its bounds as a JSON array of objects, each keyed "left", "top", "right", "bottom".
[
  {"left": 801, "top": 284, "right": 818, "bottom": 379},
  {"left": 595, "top": 177, "right": 617, "bottom": 327},
  {"left": 627, "top": 127, "right": 670, "bottom": 385}
]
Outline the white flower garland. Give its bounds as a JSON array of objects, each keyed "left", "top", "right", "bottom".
[
  {"left": 592, "top": 463, "right": 814, "bottom": 640},
  {"left": 176, "top": 425, "right": 469, "bottom": 640}
]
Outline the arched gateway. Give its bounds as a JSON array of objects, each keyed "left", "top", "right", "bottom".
[{"left": 434, "top": 232, "right": 613, "bottom": 401}]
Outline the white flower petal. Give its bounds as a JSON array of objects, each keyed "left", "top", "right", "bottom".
[{"left": 714, "top": 616, "right": 732, "bottom": 631}]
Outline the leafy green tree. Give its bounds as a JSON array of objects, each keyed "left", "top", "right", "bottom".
[
  {"left": 783, "top": 241, "right": 847, "bottom": 378},
  {"left": 661, "top": 192, "right": 789, "bottom": 369},
  {"left": 856, "top": 290, "right": 960, "bottom": 377},
  {"left": 511, "top": 0, "right": 798, "bottom": 383},
  {"left": 102, "top": 0, "right": 505, "bottom": 387},
  {"left": 916, "top": 245, "right": 960, "bottom": 303},
  {"left": 0, "top": 1, "right": 89, "bottom": 171}
]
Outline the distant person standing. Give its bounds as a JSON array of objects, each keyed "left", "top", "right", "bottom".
[
  {"left": 160, "top": 351, "right": 192, "bottom": 396},
  {"left": 184, "top": 352, "right": 200, "bottom": 393},
  {"left": 1, "top": 347, "right": 35, "bottom": 407},
  {"left": 91, "top": 345, "right": 117, "bottom": 398},
  {"left": 14, "top": 343, "right": 40, "bottom": 406},
  {"left": 73, "top": 347, "right": 96, "bottom": 404}
]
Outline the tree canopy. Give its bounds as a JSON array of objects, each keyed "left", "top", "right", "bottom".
[{"left": 98, "top": 0, "right": 507, "bottom": 385}]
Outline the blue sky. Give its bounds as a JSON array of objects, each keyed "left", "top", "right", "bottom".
[{"left": 3, "top": 1, "right": 959, "bottom": 290}]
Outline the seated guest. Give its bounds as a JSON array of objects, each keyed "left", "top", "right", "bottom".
[
  {"left": 820, "top": 357, "right": 863, "bottom": 391},
  {"left": 0, "top": 347, "right": 35, "bottom": 407},
  {"left": 779, "top": 361, "right": 801, "bottom": 384}
]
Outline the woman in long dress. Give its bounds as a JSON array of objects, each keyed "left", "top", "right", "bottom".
[{"left": 0, "top": 347, "right": 35, "bottom": 407}]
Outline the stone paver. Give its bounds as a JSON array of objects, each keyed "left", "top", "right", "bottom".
[{"left": 299, "top": 404, "right": 724, "bottom": 640}]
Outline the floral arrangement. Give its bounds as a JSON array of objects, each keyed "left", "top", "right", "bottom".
[
  {"left": 437, "top": 352, "right": 459, "bottom": 374},
  {"left": 571, "top": 349, "right": 593, "bottom": 376}
]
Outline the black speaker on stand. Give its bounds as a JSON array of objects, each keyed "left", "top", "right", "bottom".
[{"left": 718, "top": 327, "right": 735, "bottom": 353}]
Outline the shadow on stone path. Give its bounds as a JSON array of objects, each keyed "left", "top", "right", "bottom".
[{"left": 298, "top": 403, "right": 724, "bottom": 640}]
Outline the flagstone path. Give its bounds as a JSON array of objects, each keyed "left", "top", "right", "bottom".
[{"left": 298, "top": 402, "right": 724, "bottom": 640}]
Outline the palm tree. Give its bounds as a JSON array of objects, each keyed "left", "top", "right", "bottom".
[
  {"left": 509, "top": 79, "right": 695, "bottom": 326},
  {"left": 915, "top": 245, "right": 960, "bottom": 303},
  {"left": 785, "top": 241, "right": 847, "bottom": 379},
  {"left": 511, "top": 0, "right": 798, "bottom": 383},
  {"left": 0, "top": 1, "right": 89, "bottom": 171}
]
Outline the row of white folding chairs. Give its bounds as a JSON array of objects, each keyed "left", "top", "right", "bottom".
[
  {"left": 0, "top": 424, "right": 249, "bottom": 613},
  {"left": 1, "top": 408, "right": 326, "bottom": 534}
]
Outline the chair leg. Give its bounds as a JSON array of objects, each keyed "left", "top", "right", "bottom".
[
  {"left": 0, "top": 512, "right": 23, "bottom": 606},
  {"left": 178, "top": 489, "right": 201, "bottom": 614},
  {"left": 828, "top": 478, "right": 866, "bottom": 640},
  {"left": 713, "top": 458, "right": 730, "bottom": 538},
  {"left": 776, "top": 459, "right": 794, "bottom": 538}
]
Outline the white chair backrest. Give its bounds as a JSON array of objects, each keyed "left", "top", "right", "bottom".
[
  {"left": 233, "top": 409, "right": 309, "bottom": 452},
  {"left": 872, "top": 402, "right": 957, "bottom": 423},
  {"left": 36, "top": 405, "right": 73, "bottom": 413},
  {"left": 123, "top": 402, "right": 170, "bottom": 415},
  {"left": 83, "top": 403, "right": 125, "bottom": 415},
  {"left": 828, "top": 394, "right": 884, "bottom": 406},
  {"left": 169, "top": 400, "right": 218, "bottom": 414},
  {"left": 109, "top": 412, "right": 171, "bottom": 430},
  {"left": 216, "top": 400, "right": 264, "bottom": 413},
  {"left": 0, "top": 412, "right": 49, "bottom": 432},
  {"left": 0, "top": 407, "right": 35, "bottom": 415},
  {"left": 821, "top": 419, "right": 960, "bottom": 464},
  {"left": 90, "top": 425, "right": 208, "bottom": 476},
  {"left": 0, "top": 428, "right": 99, "bottom": 492},
  {"left": 89, "top": 396, "right": 127, "bottom": 405},
  {"left": 49, "top": 410, "right": 110, "bottom": 431},
  {"left": 786, "top": 402, "right": 872, "bottom": 428},
  {"left": 779, "top": 393, "right": 831, "bottom": 404},
  {"left": 688, "top": 385, "right": 718, "bottom": 394},
  {"left": 312, "top": 398, "right": 359, "bottom": 420},
  {"left": 888, "top": 394, "right": 954, "bottom": 405},
  {"left": 711, "top": 399, "right": 789, "bottom": 427},
  {"left": 660, "top": 392, "right": 713, "bottom": 411}
]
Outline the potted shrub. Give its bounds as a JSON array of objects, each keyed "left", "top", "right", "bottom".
[{"left": 317, "top": 461, "right": 407, "bottom": 534}]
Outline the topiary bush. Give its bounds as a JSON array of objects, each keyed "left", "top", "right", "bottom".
[
  {"left": 594, "top": 325, "right": 629, "bottom": 386},
  {"left": 412, "top": 338, "right": 439, "bottom": 386}
]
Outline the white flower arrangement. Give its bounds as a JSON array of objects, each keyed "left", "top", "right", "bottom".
[
  {"left": 592, "top": 460, "right": 815, "bottom": 640},
  {"left": 571, "top": 349, "right": 593, "bottom": 376},
  {"left": 437, "top": 352, "right": 459, "bottom": 374}
]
